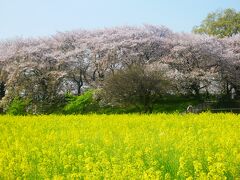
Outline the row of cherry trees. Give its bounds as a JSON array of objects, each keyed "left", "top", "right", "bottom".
[{"left": 0, "top": 25, "right": 239, "bottom": 113}]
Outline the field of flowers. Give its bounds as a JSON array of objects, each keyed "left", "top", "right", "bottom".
[{"left": 0, "top": 113, "right": 240, "bottom": 179}]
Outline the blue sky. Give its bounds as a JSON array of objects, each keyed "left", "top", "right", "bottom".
[{"left": 0, "top": 0, "right": 239, "bottom": 39}]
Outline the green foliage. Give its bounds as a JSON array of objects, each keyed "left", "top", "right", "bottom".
[
  {"left": 6, "top": 98, "right": 29, "bottom": 115},
  {"left": 64, "top": 90, "right": 99, "bottom": 114},
  {"left": 152, "top": 95, "right": 202, "bottom": 113},
  {"left": 97, "top": 95, "right": 202, "bottom": 114},
  {"left": 193, "top": 8, "right": 240, "bottom": 38},
  {"left": 3, "top": 93, "right": 205, "bottom": 115},
  {"left": 63, "top": 91, "right": 203, "bottom": 114},
  {"left": 97, "top": 105, "right": 140, "bottom": 114}
]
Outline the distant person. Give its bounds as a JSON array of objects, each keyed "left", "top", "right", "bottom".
[{"left": 187, "top": 105, "right": 193, "bottom": 113}]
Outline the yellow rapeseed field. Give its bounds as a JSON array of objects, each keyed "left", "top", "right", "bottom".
[{"left": 0, "top": 113, "right": 240, "bottom": 179}]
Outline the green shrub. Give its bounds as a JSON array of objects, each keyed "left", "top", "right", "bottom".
[
  {"left": 6, "top": 98, "right": 29, "bottom": 115},
  {"left": 64, "top": 90, "right": 99, "bottom": 114}
]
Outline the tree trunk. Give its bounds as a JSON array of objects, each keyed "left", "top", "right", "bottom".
[
  {"left": 0, "top": 82, "right": 5, "bottom": 100},
  {"left": 77, "top": 82, "right": 83, "bottom": 96}
]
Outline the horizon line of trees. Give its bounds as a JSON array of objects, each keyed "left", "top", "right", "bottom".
[{"left": 0, "top": 20, "right": 239, "bottom": 113}]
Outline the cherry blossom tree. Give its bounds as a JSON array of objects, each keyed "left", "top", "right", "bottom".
[
  {"left": 0, "top": 25, "right": 239, "bottom": 113},
  {"left": 221, "top": 34, "right": 240, "bottom": 98},
  {"left": 163, "top": 33, "right": 224, "bottom": 96}
]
